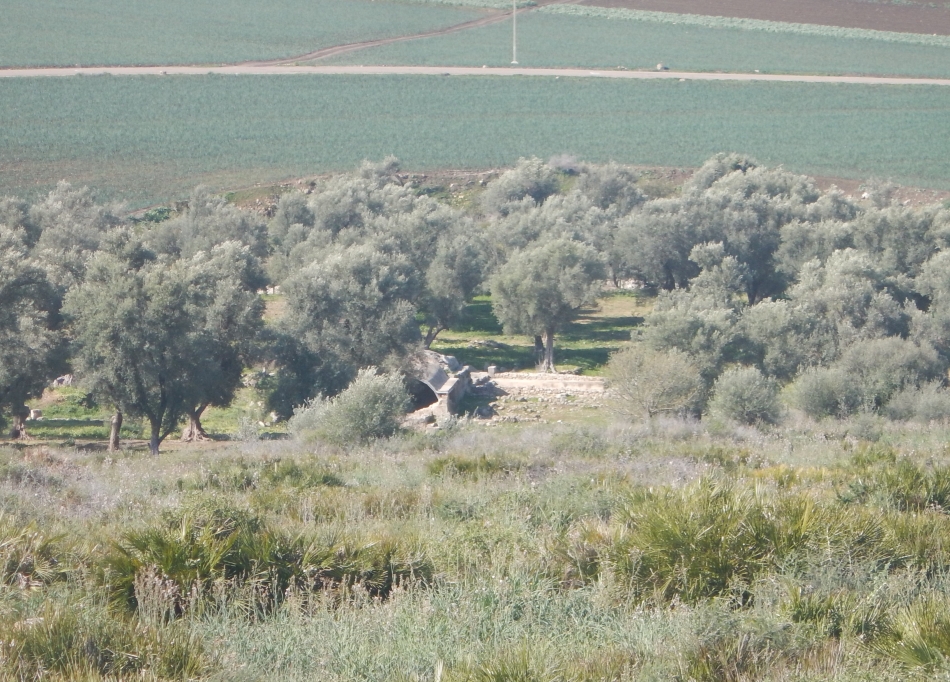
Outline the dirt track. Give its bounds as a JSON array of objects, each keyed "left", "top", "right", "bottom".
[
  {"left": 243, "top": 0, "right": 580, "bottom": 66},
  {"left": 2, "top": 64, "right": 950, "bottom": 86}
]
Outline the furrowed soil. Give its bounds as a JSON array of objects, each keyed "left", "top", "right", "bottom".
[{"left": 583, "top": 0, "right": 950, "bottom": 35}]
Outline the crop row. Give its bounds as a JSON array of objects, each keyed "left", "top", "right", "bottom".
[
  {"left": 326, "top": 10, "right": 950, "bottom": 79},
  {"left": 2, "top": 74, "right": 948, "bottom": 206},
  {"left": 0, "top": 0, "right": 480, "bottom": 68},
  {"left": 542, "top": 4, "right": 950, "bottom": 48}
]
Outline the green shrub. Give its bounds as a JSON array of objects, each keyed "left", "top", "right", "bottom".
[
  {"left": 0, "top": 599, "right": 205, "bottom": 680},
  {"left": 841, "top": 457, "right": 950, "bottom": 513},
  {"left": 838, "top": 338, "right": 945, "bottom": 411},
  {"left": 707, "top": 366, "right": 781, "bottom": 425},
  {"left": 288, "top": 368, "right": 409, "bottom": 445},
  {"left": 886, "top": 381, "right": 950, "bottom": 423},
  {"left": 876, "top": 598, "right": 950, "bottom": 670},
  {"left": 180, "top": 457, "right": 345, "bottom": 492},
  {"left": 479, "top": 157, "right": 561, "bottom": 216},
  {"left": 606, "top": 344, "right": 702, "bottom": 419},
  {"left": 103, "top": 508, "right": 432, "bottom": 614},
  {"left": 427, "top": 454, "right": 522, "bottom": 478},
  {"left": 788, "top": 367, "right": 860, "bottom": 419},
  {"left": 0, "top": 517, "right": 69, "bottom": 587},
  {"left": 610, "top": 480, "right": 821, "bottom": 603}
]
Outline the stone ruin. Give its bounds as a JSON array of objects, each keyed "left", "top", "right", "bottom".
[{"left": 408, "top": 350, "right": 473, "bottom": 421}]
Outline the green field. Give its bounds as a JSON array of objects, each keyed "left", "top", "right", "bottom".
[
  {"left": 1, "top": 74, "right": 948, "bottom": 207},
  {"left": 326, "top": 10, "right": 950, "bottom": 78},
  {"left": 0, "top": 0, "right": 482, "bottom": 67}
]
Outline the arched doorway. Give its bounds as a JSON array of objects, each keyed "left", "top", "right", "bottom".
[{"left": 408, "top": 380, "right": 439, "bottom": 410}]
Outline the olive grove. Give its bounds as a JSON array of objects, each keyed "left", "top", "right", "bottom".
[{"left": 4, "top": 153, "right": 950, "bottom": 448}]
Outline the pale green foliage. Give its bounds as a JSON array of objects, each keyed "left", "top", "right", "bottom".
[
  {"left": 885, "top": 382, "right": 950, "bottom": 423},
  {"left": 618, "top": 155, "right": 851, "bottom": 302},
  {"left": 280, "top": 243, "right": 422, "bottom": 375},
  {"left": 490, "top": 239, "right": 604, "bottom": 369},
  {"left": 574, "top": 162, "right": 643, "bottom": 216},
  {"left": 64, "top": 236, "right": 264, "bottom": 452},
  {"left": 491, "top": 239, "right": 604, "bottom": 337},
  {"left": 289, "top": 368, "right": 409, "bottom": 444},
  {"left": 788, "top": 367, "right": 860, "bottom": 420},
  {"left": 152, "top": 186, "right": 267, "bottom": 259},
  {"left": 837, "top": 337, "right": 944, "bottom": 410},
  {"left": 707, "top": 366, "right": 781, "bottom": 425},
  {"left": 480, "top": 158, "right": 562, "bottom": 217},
  {"left": 64, "top": 245, "right": 196, "bottom": 450},
  {"left": 423, "top": 228, "right": 487, "bottom": 345},
  {"left": 606, "top": 344, "right": 701, "bottom": 419},
  {"left": 27, "top": 181, "right": 121, "bottom": 292},
  {"left": 0, "top": 226, "right": 67, "bottom": 428},
  {"left": 638, "top": 248, "right": 746, "bottom": 384},
  {"left": 787, "top": 337, "right": 942, "bottom": 419}
]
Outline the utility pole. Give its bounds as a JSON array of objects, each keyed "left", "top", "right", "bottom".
[{"left": 512, "top": 0, "right": 518, "bottom": 64}]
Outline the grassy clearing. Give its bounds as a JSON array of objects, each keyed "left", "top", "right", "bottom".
[
  {"left": 17, "top": 385, "right": 280, "bottom": 448},
  {"left": 6, "top": 420, "right": 950, "bottom": 678},
  {"left": 0, "top": 0, "right": 482, "bottom": 67},
  {"left": 326, "top": 10, "right": 950, "bottom": 78},
  {"left": 3, "top": 75, "right": 950, "bottom": 207},
  {"left": 432, "top": 292, "right": 650, "bottom": 374}
]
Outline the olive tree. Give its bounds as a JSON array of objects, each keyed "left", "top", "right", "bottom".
[
  {"left": 490, "top": 239, "right": 604, "bottom": 372},
  {"left": 273, "top": 244, "right": 423, "bottom": 417},
  {"left": 176, "top": 242, "right": 266, "bottom": 441},
  {"left": 0, "top": 226, "right": 67, "bottom": 437},
  {"left": 422, "top": 230, "right": 487, "bottom": 348},
  {"left": 65, "top": 237, "right": 263, "bottom": 454},
  {"left": 606, "top": 344, "right": 701, "bottom": 419},
  {"left": 65, "top": 243, "right": 189, "bottom": 454},
  {"left": 480, "top": 157, "right": 561, "bottom": 217}
]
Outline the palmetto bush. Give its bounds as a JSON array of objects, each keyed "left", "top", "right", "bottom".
[
  {"left": 103, "top": 505, "right": 433, "bottom": 615},
  {"left": 0, "top": 595, "right": 205, "bottom": 680},
  {"left": 609, "top": 480, "right": 823, "bottom": 603},
  {"left": 0, "top": 517, "right": 69, "bottom": 588}
]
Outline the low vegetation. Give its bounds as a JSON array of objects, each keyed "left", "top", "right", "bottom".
[{"left": 5, "top": 421, "right": 950, "bottom": 679}]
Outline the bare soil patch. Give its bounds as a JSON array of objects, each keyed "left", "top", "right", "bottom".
[{"left": 581, "top": 0, "right": 950, "bottom": 35}]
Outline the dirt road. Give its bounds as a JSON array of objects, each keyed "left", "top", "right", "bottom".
[
  {"left": 2, "top": 64, "right": 949, "bottom": 86},
  {"left": 243, "top": 0, "right": 580, "bottom": 66}
]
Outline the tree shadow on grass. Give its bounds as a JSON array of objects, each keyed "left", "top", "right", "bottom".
[
  {"left": 432, "top": 340, "right": 534, "bottom": 372},
  {"left": 561, "top": 315, "right": 644, "bottom": 344},
  {"left": 453, "top": 297, "right": 504, "bottom": 335}
]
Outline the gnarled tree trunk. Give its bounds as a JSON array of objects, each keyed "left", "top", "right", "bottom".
[
  {"left": 149, "top": 421, "right": 161, "bottom": 456},
  {"left": 534, "top": 335, "right": 544, "bottom": 367},
  {"left": 424, "top": 326, "right": 445, "bottom": 350},
  {"left": 108, "top": 411, "right": 122, "bottom": 452},
  {"left": 9, "top": 405, "right": 30, "bottom": 439},
  {"left": 180, "top": 405, "right": 209, "bottom": 442},
  {"left": 540, "top": 328, "right": 556, "bottom": 373}
]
